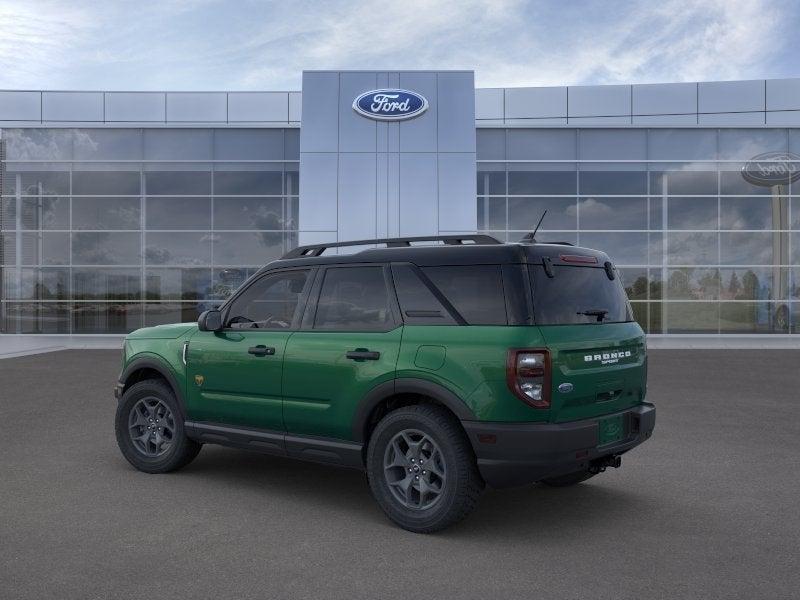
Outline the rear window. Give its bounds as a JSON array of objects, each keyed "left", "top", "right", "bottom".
[
  {"left": 422, "top": 265, "right": 507, "bottom": 325},
  {"left": 529, "top": 265, "right": 633, "bottom": 325}
]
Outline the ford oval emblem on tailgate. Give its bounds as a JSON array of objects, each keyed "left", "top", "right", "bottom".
[{"left": 558, "top": 382, "right": 574, "bottom": 393}]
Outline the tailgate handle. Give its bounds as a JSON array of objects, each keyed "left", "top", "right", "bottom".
[{"left": 346, "top": 349, "right": 381, "bottom": 361}]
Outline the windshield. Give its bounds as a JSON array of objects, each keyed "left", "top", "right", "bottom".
[{"left": 529, "top": 264, "right": 633, "bottom": 325}]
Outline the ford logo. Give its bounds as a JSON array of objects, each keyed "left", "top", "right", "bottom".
[
  {"left": 741, "top": 151, "right": 800, "bottom": 187},
  {"left": 352, "top": 89, "right": 428, "bottom": 121},
  {"left": 558, "top": 382, "right": 574, "bottom": 394}
]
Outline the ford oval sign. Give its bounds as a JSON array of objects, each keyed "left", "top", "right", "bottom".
[
  {"left": 742, "top": 151, "right": 800, "bottom": 187},
  {"left": 353, "top": 89, "right": 428, "bottom": 121}
]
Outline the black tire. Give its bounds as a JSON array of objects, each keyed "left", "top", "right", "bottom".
[
  {"left": 540, "top": 469, "right": 595, "bottom": 487},
  {"left": 115, "top": 379, "right": 201, "bottom": 474},
  {"left": 367, "top": 405, "right": 484, "bottom": 533}
]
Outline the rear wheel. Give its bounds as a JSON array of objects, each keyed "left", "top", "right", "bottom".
[
  {"left": 540, "top": 469, "right": 595, "bottom": 487},
  {"left": 115, "top": 379, "right": 201, "bottom": 473},
  {"left": 367, "top": 405, "right": 484, "bottom": 533}
]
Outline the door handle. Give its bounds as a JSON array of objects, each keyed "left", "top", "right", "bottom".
[
  {"left": 346, "top": 349, "right": 381, "bottom": 361},
  {"left": 248, "top": 345, "right": 275, "bottom": 357}
]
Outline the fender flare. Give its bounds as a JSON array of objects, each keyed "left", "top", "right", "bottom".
[
  {"left": 351, "top": 378, "right": 476, "bottom": 442},
  {"left": 119, "top": 356, "right": 187, "bottom": 418}
]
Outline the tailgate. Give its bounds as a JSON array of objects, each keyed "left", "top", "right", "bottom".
[{"left": 539, "top": 322, "right": 646, "bottom": 423}]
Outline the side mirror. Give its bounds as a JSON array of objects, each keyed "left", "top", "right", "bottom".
[{"left": 198, "top": 309, "right": 223, "bottom": 332}]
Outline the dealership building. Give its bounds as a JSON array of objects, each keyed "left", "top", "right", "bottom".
[{"left": 1, "top": 70, "right": 799, "bottom": 347}]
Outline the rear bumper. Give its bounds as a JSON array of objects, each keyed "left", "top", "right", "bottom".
[{"left": 462, "top": 403, "right": 656, "bottom": 488}]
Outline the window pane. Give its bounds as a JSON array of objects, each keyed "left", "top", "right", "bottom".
[
  {"left": 648, "top": 130, "right": 717, "bottom": 161},
  {"left": 476, "top": 169, "right": 506, "bottom": 195},
  {"left": 578, "top": 232, "right": 649, "bottom": 266},
  {"left": 665, "top": 301, "right": 719, "bottom": 333},
  {"left": 72, "top": 197, "right": 140, "bottom": 230},
  {"left": 508, "top": 169, "right": 576, "bottom": 195},
  {"left": 145, "top": 268, "right": 212, "bottom": 300},
  {"left": 720, "top": 267, "right": 781, "bottom": 301},
  {"left": 508, "top": 197, "right": 577, "bottom": 231},
  {"left": 2, "top": 302, "right": 70, "bottom": 333},
  {"left": 20, "top": 197, "right": 69, "bottom": 230},
  {"left": 720, "top": 302, "right": 788, "bottom": 333},
  {"left": 143, "top": 129, "right": 212, "bottom": 160},
  {"left": 226, "top": 270, "right": 309, "bottom": 329},
  {"left": 720, "top": 232, "right": 774, "bottom": 265},
  {"left": 720, "top": 169, "right": 773, "bottom": 195},
  {"left": 20, "top": 232, "right": 70, "bottom": 265},
  {"left": 145, "top": 171, "right": 211, "bottom": 195},
  {"left": 213, "top": 169, "right": 283, "bottom": 195},
  {"left": 145, "top": 197, "right": 211, "bottom": 230},
  {"left": 7, "top": 171, "right": 70, "bottom": 196},
  {"left": 212, "top": 231, "right": 283, "bottom": 265},
  {"left": 423, "top": 265, "right": 507, "bottom": 325},
  {"left": 477, "top": 197, "right": 505, "bottom": 230},
  {"left": 618, "top": 267, "right": 649, "bottom": 301},
  {"left": 73, "top": 129, "right": 142, "bottom": 160},
  {"left": 214, "top": 129, "right": 284, "bottom": 160},
  {"left": 213, "top": 197, "right": 284, "bottom": 230},
  {"left": 314, "top": 267, "right": 392, "bottom": 330},
  {"left": 650, "top": 170, "right": 717, "bottom": 195},
  {"left": 72, "top": 268, "right": 142, "bottom": 300},
  {"left": 145, "top": 232, "right": 211, "bottom": 266},
  {"left": 6, "top": 267, "right": 69, "bottom": 300},
  {"left": 476, "top": 129, "right": 505, "bottom": 160},
  {"left": 391, "top": 264, "right": 456, "bottom": 325},
  {"left": 72, "top": 171, "right": 140, "bottom": 195},
  {"left": 579, "top": 197, "right": 647, "bottom": 230},
  {"left": 144, "top": 302, "right": 210, "bottom": 327},
  {"left": 667, "top": 198, "right": 718, "bottom": 230},
  {"left": 4, "top": 129, "right": 73, "bottom": 160},
  {"left": 720, "top": 197, "right": 779, "bottom": 230},
  {"left": 580, "top": 171, "right": 647, "bottom": 195},
  {"left": 506, "top": 130, "right": 575, "bottom": 160},
  {"left": 666, "top": 232, "right": 718, "bottom": 265},
  {"left": 666, "top": 268, "right": 720, "bottom": 300},
  {"left": 718, "top": 129, "right": 787, "bottom": 160},
  {"left": 72, "top": 232, "right": 140, "bottom": 265},
  {"left": 579, "top": 129, "right": 646, "bottom": 160},
  {"left": 72, "top": 302, "right": 143, "bottom": 333},
  {"left": 285, "top": 129, "right": 300, "bottom": 159}
]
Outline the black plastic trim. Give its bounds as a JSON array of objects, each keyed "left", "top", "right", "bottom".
[
  {"left": 351, "top": 378, "right": 476, "bottom": 442},
  {"left": 118, "top": 357, "right": 187, "bottom": 418},
  {"left": 185, "top": 421, "right": 364, "bottom": 469}
]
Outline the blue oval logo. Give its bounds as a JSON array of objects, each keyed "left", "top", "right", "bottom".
[
  {"left": 558, "top": 382, "right": 574, "bottom": 394},
  {"left": 353, "top": 89, "right": 428, "bottom": 121}
]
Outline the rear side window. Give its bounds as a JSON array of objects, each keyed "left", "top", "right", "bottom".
[
  {"left": 314, "top": 266, "right": 393, "bottom": 331},
  {"left": 391, "top": 264, "right": 456, "bottom": 325},
  {"left": 422, "top": 265, "right": 507, "bottom": 325},
  {"left": 529, "top": 265, "right": 633, "bottom": 325}
]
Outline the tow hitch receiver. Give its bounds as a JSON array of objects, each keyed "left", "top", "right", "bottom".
[{"left": 589, "top": 455, "right": 622, "bottom": 474}]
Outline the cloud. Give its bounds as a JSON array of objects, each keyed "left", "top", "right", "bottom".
[{"left": 0, "top": 0, "right": 795, "bottom": 90}]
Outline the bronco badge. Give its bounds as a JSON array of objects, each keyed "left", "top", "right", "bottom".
[{"left": 194, "top": 374, "right": 204, "bottom": 386}]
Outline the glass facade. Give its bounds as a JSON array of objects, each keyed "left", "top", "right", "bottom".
[
  {"left": 477, "top": 128, "right": 800, "bottom": 335},
  {"left": 0, "top": 128, "right": 299, "bottom": 333}
]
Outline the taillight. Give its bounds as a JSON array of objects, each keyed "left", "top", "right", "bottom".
[{"left": 506, "top": 349, "right": 551, "bottom": 408}]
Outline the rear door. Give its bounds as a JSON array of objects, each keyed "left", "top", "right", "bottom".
[
  {"left": 529, "top": 263, "right": 646, "bottom": 423},
  {"left": 282, "top": 264, "right": 402, "bottom": 440}
]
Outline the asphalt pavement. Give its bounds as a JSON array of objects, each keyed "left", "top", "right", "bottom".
[{"left": 1, "top": 349, "right": 798, "bottom": 599}]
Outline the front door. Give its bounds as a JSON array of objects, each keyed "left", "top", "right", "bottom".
[
  {"left": 185, "top": 267, "right": 313, "bottom": 430},
  {"left": 283, "top": 265, "right": 402, "bottom": 440}
]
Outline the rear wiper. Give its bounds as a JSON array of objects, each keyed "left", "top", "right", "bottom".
[{"left": 577, "top": 309, "right": 609, "bottom": 322}]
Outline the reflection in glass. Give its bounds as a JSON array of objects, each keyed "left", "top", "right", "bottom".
[
  {"left": 477, "top": 197, "right": 505, "bottom": 230},
  {"left": 19, "top": 232, "right": 70, "bottom": 265},
  {"left": 20, "top": 197, "right": 69, "bottom": 230},
  {"left": 508, "top": 197, "right": 576, "bottom": 230},
  {"left": 212, "top": 232, "right": 284, "bottom": 265},
  {"left": 578, "top": 197, "right": 647, "bottom": 230},
  {"left": 665, "top": 301, "right": 719, "bottom": 333},
  {"left": 508, "top": 167, "right": 576, "bottom": 195},
  {"left": 578, "top": 232, "right": 648, "bottom": 266},
  {"left": 579, "top": 171, "right": 647, "bottom": 195},
  {"left": 213, "top": 197, "right": 284, "bottom": 230},
  {"left": 666, "top": 268, "right": 720, "bottom": 300},
  {"left": 667, "top": 198, "right": 717, "bottom": 230},
  {"left": 720, "top": 170, "right": 774, "bottom": 196},
  {"left": 145, "top": 268, "right": 212, "bottom": 300},
  {"left": 3, "top": 302, "right": 70, "bottom": 333},
  {"left": 719, "top": 268, "right": 777, "bottom": 301},
  {"left": 14, "top": 268, "right": 69, "bottom": 300},
  {"left": 213, "top": 169, "right": 283, "bottom": 195},
  {"left": 72, "top": 268, "right": 142, "bottom": 300},
  {"left": 145, "top": 232, "right": 212, "bottom": 266},
  {"left": 720, "top": 302, "right": 789, "bottom": 333},
  {"left": 72, "top": 171, "right": 140, "bottom": 195},
  {"left": 144, "top": 303, "right": 210, "bottom": 327},
  {"left": 146, "top": 197, "right": 211, "bottom": 230},
  {"left": 618, "top": 268, "right": 648, "bottom": 300},
  {"left": 476, "top": 170, "right": 506, "bottom": 195},
  {"left": 5, "top": 171, "right": 70, "bottom": 196},
  {"left": 650, "top": 170, "right": 717, "bottom": 195},
  {"left": 72, "top": 197, "right": 140, "bottom": 230},
  {"left": 72, "top": 302, "right": 143, "bottom": 333},
  {"left": 720, "top": 232, "right": 774, "bottom": 265},
  {"left": 667, "top": 232, "right": 717, "bottom": 265},
  {"left": 72, "top": 232, "right": 140, "bottom": 265},
  {"left": 145, "top": 171, "right": 211, "bottom": 195},
  {"left": 720, "top": 197, "right": 781, "bottom": 230},
  {"left": 73, "top": 129, "right": 142, "bottom": 160}
]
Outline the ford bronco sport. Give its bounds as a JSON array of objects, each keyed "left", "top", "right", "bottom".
[{"left": 114, "top": 235, "right": 655, "bottom": 533}]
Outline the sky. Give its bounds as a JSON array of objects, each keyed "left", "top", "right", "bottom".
[{"left": 0, "top": 0, "right": 798, "bottom": 91}]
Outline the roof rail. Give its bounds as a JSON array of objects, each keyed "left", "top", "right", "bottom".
[{"left": 282, "top": 234, "right": 502, "bottom": 259}]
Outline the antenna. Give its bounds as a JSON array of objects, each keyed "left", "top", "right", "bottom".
[{"left": 519, "top": 210, "right": 547, "bottom": 244}]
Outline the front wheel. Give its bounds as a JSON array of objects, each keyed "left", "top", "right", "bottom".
[
  {"left": 366, "top": 405, "right": 484, "bottom": 533},
  {"left": 115, "top": 379, "right": 201, "bottom": 473}
]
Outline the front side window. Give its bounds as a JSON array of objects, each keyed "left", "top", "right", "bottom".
[
  {"left": 530, "top": 265, "right": 633, "bottom": 325},
  {"left": 314, "top": 267, "right": 393, "bottom": 331},
  {"left": 226, "top": 269, "right": 309, "bottom": 329}
]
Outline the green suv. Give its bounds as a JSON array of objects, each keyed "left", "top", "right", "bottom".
[{"left": 114, "top": 235, "right": 655, "bottom": 532}]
